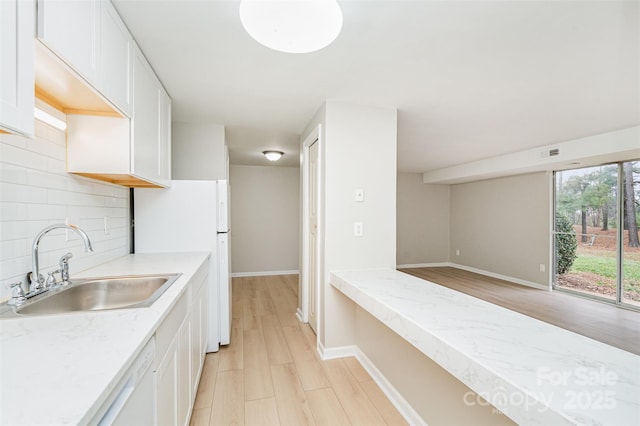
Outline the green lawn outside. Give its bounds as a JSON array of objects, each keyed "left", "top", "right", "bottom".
[{"left": 572, "top": 255, "right": 640, "bottom": 290}]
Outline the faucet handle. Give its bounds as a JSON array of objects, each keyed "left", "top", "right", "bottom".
[
  {"left": 59, "top": 252, "right": 73, "bottom": 284},
  {"left": 8, "top": 282, "right": 26, "bottom": 306},
  {"left": 59, "top": 252, "right": 73, "bottom": 265},
  {"left": 46, "top": 270, "right": 61, "bottom": 288}
]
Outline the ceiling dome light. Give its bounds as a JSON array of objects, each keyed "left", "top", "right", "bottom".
[
  {"left": 239, "top": 0, "right": 343, "bottom": 54},
  {"left": 263, "top": 150, "right": 284, "bottom": 161}
]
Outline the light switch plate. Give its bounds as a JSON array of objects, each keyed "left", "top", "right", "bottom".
[
  {"left": 354, "top": 222, "right": 363, "bottom": 236},
  {"left": 354, "top": 188, "right": 364, "bottom": 202}
]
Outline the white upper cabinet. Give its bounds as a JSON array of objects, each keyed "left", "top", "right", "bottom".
[
  {"left": 0, "top": 0, "right": 35, "bottom": 136},
  {"left": 66, "top": 44, "right": 171, "bottom": 188},
  {"left": 132, "top": 43, "right": 171, "bottom": 186},
  {"left": 37, "top": 0, "right": 100, "bottom": 85},
  {"left": 100, "top": 0, "right": 132, "bottom": 116},
  {"left": 132, "top": 44, "right": 160, "bottom": 183},
  {"left": 159, "top": 86, "right": 172, "bottom": 186},
  {"left": 36, "top": 0, "right": 134, "bottom": 118}
]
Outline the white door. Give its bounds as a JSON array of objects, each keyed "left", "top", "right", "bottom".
[{"left": 308, "top": 141, "right": 319, "bottom": 333}]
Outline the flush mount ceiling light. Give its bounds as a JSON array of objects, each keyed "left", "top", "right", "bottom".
[
  {"left": 263, "top": 150, "right": 284, "bottom": 161},
  {"left": 239, "top": 0, "right": 343, "bottom": 54}
]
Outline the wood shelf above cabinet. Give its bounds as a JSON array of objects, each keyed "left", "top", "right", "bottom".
[
  {"left": 70, "top": 173, "right": 164, "bottom": 188},
  {"left": 34, "top": 41, "right": 123, "bottom": 118}
]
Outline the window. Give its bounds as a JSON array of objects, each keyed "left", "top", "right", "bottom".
[{"left": 553, "top": 160, "right": 640, "bottom": 309}]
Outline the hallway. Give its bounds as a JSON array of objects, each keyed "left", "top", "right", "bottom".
[{"left": 189, "top": 275, "right": 407, "bottom": 426}]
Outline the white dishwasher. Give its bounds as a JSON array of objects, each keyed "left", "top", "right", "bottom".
[{"left": 91, "top": 337, "right": 156, "bottom": 425}]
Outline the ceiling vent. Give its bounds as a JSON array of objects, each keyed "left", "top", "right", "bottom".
[{"left": 541, "top": 148, "right": 560, "bottom": 158}]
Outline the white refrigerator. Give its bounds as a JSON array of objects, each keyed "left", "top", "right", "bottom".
[{"left": 134, "top": 180, "right": 232, "bottom": 353}]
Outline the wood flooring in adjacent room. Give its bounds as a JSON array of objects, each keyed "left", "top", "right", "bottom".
[
  {"left": 190, "top": 275, "right": 408, "bottom": 426},
  {"left": 401, "top": 267, "right": 640, "bottom": 356}
]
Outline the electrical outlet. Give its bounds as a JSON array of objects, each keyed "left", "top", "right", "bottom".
[
  {"left": 539, "top": 264, "right": 546, "bottom": 272},
  {"left": 354, "top": 188, "right": 364, "bottom": 202},
  {"left": 455, "top": 249, "right": 460, "bottom": 256},
  {"left": 353, "top": 222, "right": 363, "bottom": 237},
  {"left": 104, "top": 216, "right": 110, "bottom": 235}
]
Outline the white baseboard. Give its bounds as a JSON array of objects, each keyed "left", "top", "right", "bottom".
[
  {"left": 354, "top": 347, "right": 427, "bottom": 426},
  {"left": 449, "top": 263, "right": 549, "bottom": 290},
  {"left": 231, "top": 269, "right": 299, "bottom": 278},
  {"left": 396, "top": 262, "right": 451, "bottom": 269},
  {"left": 397, "top": 262, "right": 549, "bottom": 291},
  {"left": 317, "top": 342, "right": 357, "bottom": 360}
]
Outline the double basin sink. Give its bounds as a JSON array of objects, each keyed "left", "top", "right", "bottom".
[{"left": 3, "top": 274, "right": 180, "bottom": 317}]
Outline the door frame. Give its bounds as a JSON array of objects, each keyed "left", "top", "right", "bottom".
[{"left": 300, "top": 124, "right": 323, "bottom": 334}]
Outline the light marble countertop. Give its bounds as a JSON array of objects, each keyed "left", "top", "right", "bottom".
[
  {"left": 331, "top": 268, "right": 640, "bottom": 426},
  {"left": 0, "top": 252, "right": 209, "bottom": 425}
]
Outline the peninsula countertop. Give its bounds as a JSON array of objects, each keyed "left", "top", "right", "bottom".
[
  {"left": 331, "top": 268, "right": 640, "bottom": 426},
  {"left": 0, "top": 252, "right": 209, "bottom": 425}
]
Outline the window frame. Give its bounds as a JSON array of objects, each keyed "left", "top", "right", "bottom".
[{"left": 552, "top": 160, "right": 639, "bottom": 312}]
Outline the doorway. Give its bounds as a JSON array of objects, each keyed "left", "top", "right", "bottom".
[
  {"left": 308, "top": 140, "right": 319, "bottom": 332},
  {"left": 301, "top": 125, "right": 322, "bottom": 336}
]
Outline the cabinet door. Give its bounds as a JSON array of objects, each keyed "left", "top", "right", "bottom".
[
  {"left": 37, "top": 0, "right": 100, "bottom": 84},
  {"left": 190, "top": 289, "right": 202, "bottom": 398},
  {"left": 0, "top": 0, "right": 34, "bottom": 136},
  {"left": 101, "top": 0, "right": 132, "bottom": 116},
  {"left": 177, "top": 315, "right": 191, "bottom": 426},
  {"left": 200, "top": 281, "right": 209, "bottom": 357},
  {"left": 158, "top": 87, "right": 172, "bottom": 186},
  {"left": 132, "top": 44, "right": 161, "bottom": 183},
  {"left": 156, "top": 337, "right": 178, "bottom": 426}
]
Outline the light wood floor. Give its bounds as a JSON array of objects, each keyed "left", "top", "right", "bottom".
[
  {"left": 401, "top": 267, "right": 640, "bottom": 356},
  {"left": 190, "top": 274, "right": 408, "bottom": 426}
]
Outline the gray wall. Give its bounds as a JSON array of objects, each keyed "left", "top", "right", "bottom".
[
  {"left": 397, "top": 172, "right": 450, "bottom": 266},
  {"left": 449, "top": 172, "right": 551, "bottom": 286},
  {"left": 172, "top": 122, "right": 227, "bottom": 181},
  {"left": 230, "top": 165, "right": 299, "bottom": 274}
]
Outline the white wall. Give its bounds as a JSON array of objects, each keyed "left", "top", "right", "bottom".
[
  {"left": 397, "top": 172, "right": 450, "bottom": 266},
  {"left": 172, "top": 122, "right": 227, "bottom": 180},
  {"left": 230, "top": 165, "right": 299, "bottom": 275},
  {"left": 301, "top": 101, "right": 397, "bottom": 349},
  {"left": 0, "top": 118, "right": 130, "bottom": 300},
  {"left": 423, "top": 126, "right": 640, "bottom": 184},
  {"left": 449, "top": 172, "right": 551, "bottom": 287}
]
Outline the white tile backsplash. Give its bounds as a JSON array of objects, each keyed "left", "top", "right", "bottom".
[{"left": 0, "top": 118, "right": 131, "bottom": 300}]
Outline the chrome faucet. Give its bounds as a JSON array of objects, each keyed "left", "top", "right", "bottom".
[{"left": 29, "top": 224, "right": 94, "bottom": 293}]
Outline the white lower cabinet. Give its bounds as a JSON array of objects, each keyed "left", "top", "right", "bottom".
[
  {"left": 154, "top": 267, "right": 209, "bottom": 426},
  {"left": 155, "top": 334, "right": 178, "bottom": 425},
  {"left": 191, "top": 277, "right": 209, "bottom": 397},
  {"left": 177, "top": 313, "right": 191, "bottom": 426}
]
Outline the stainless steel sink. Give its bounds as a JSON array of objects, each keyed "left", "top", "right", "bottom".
[{"left": 9, "top": 274, "right": 181, "bottom": 316}]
